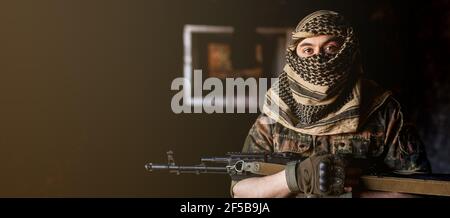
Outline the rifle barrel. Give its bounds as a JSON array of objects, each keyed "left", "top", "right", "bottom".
[
  {"left": 145, "top": 163, "right": 228, "bottom": 174},
  {"left": 200, "top": 157, "right": 230, "bottom": 163}
]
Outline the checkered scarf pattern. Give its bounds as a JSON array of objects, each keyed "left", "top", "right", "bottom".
[{"left": 262, "top": 10, "right": 366, "bottom": 135}]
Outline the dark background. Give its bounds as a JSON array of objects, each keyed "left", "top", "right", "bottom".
[{"left": 0, "top": 0, "right": 448, "bottom": 197}]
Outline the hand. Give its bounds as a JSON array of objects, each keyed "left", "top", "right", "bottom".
[{"left": 285, "top": 154, "right": 346, "bottom": 196}]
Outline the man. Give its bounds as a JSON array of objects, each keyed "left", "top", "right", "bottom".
[{"left": 231, "top": 10, "right": 431, "bottom": 198}]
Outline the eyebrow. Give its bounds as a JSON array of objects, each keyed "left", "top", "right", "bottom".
[
  {"left": 298, "top": 42, "right": 313, "bottom": 47},
  {"left": 324, "top": 36, "right": 343, "bottom": 45},
  {"left": 298, "top": 36, "right": 343, "bottom": 47}
]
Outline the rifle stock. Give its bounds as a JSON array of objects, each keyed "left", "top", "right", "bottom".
[{"left": 360, "top": 174, "right": 450, "bottom": 196}]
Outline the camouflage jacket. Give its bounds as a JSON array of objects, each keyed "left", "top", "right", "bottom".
[{"left": 242, "top": 97, "right": 431, "bottom": 174}]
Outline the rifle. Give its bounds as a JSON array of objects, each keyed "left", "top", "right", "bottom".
[
  {"left": 145, "top": 150, "right": 304, "bottom": 181},
  {"left": 146, "top": 151, "right": 450, "bottom": 197}
]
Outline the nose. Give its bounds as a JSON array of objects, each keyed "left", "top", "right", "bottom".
[{"left": 312, "top": 47, "right": 321, "bottom": 55}]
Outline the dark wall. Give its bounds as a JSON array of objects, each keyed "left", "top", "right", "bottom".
[{"left": 0, "top": 0, "right": 448, "bottom": 197}]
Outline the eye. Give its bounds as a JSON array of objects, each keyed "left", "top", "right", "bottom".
[
  {"left": 324, "top": 43, "right": 341, "bottom": 54},
  {"left": 302, "top": 47, "right": 314, "bottom": 55}
]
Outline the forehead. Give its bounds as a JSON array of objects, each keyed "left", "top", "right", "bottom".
[{"left": 298, "top": 35, "right": 336, "bottom": 46}]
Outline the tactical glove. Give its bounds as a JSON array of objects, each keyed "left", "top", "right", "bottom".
[{"left": 285, "top": 154, "right": 346, "bottom": 196}]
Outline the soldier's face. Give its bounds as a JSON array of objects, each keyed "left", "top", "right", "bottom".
[{"left": 296, "top": 35, "right": 343, "bottom": 58}]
